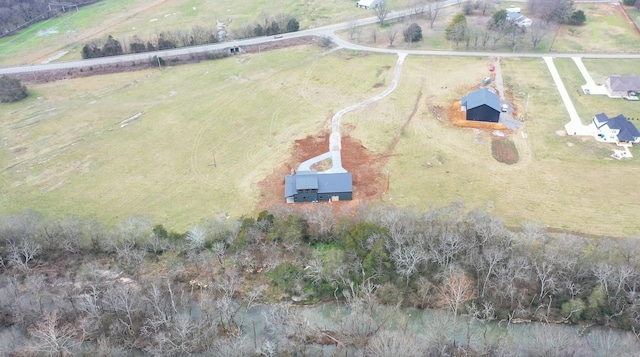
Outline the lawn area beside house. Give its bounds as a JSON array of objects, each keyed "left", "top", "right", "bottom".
[
  {"left": 381, "top": 56, "right": 640, "bottom": 237},
  {"left": 550, "top": 3, "right": 640, "bottom": 53},
  {"left": 0, "top": 46, "right": 396, "bottom": 228}
]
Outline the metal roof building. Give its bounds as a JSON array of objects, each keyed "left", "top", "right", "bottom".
[
  {"left": 461, "top": 88, "right": 501, "bottom": 123},
  {"left": 285, "top": 171, "right": 353, "bottom": 203}
]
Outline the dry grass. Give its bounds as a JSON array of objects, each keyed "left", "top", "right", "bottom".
[
  {"left": 551, "top": 3, "right": 640, "bottom": 53},
  {"left": 2, "top": 47, "right": 640, "bottom": 236},
  {"left": 0, "top": 0, "right": 407, "bottom": 67},
  {"left": 381, "top": 56, "right": 640, "bottom": 237},
  {"left": 0, "top": 46, "right": 396, "bottom": 228}
]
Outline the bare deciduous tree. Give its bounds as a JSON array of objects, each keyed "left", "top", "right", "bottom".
[
  {"left": 373, "top": 0, "right": 392, "bottom": 26},
  {"left": 426, "top": 0, "right": 442, "bottom": 28},
  {"left": 26, "top": 310, "right": 78, "bottom": 356},
  {"left": 436, "top": 267, "right": 477, "bottom": 318},
  {"left": 387, "top": 26, "right": 400, "bottom": 46}
]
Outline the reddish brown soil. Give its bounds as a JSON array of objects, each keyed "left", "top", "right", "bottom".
[{"left": 257, "top": 131, "right": 388, "bottom": 213}]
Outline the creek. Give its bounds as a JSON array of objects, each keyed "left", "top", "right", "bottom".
[{"left": 239, "top": 302, "right": 640, "bottom": 356}]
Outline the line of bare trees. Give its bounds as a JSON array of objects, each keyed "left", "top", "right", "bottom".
[
  {"left": 0, "top": 0, "right": 102, "bottom": 38},
  {"left": 1, "top": 205, "right": 640, "bottom": 355}
]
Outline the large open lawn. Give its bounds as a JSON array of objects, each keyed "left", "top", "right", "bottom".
[
  {"left": 551, "top": 3, "right": 640, "bottom": 53},
  {"left": 0, "top": 46, "right": 398, "bottom": 228},
  {"left": 4, "top": 45, "right": 639, "bottom": 236}
]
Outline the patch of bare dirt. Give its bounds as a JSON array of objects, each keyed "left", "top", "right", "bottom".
[{"left": 257, "top": 131, "right": 388, "bottom": 213}]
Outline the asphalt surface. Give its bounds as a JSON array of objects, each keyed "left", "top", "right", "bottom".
[{"left": 1, "top": 0, "right": 639, "bottom": 75}]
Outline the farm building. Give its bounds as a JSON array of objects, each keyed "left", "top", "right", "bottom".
[
  {"left": 605, "top": 75, "right": 640, "bottom": 99},
  {"left": 461, "top": 88, "right": 501, "bottom": 123},
  {"left": 356, "top": 0, "right": 382, "bottom": 9},
  {"left": 284, "top": 170, "right": 353, "bottom": 203},
  {"left": 593, "top": 113, "right": 640, "bottom": 144}
]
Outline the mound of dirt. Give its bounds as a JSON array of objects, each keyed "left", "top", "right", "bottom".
[{"left": 257, "top": 132, "right": 388, "bottom": 212}]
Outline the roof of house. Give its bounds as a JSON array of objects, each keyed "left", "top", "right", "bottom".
[
  {"left": 285, "top": 171, "right": 353, "bottom": 197},
  {"left": 607, "top": 75, "right": 640, "bottom": 92},
  {"left": 357, "top": 0, "right": 380, "bottom": 6},
  {"left": 593, "top": 113, "right": 640, "bottom": 142},
  {"left": 461, "top": 88, "right": 501, "bottom": 112}
]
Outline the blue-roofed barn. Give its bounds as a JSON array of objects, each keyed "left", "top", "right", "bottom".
[
  {"left": 285, "top": 171, "right": 353, "bottom": 202},
  {"left": 461, "top": 88, "right": 501, "bottom": 123}
]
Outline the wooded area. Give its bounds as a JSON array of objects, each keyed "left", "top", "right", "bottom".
[
  {"left": 0, "top": 0, "right": 100, "bottom": 37},
  {"left": 1, "top": 204, "right": 639, "bottom": 355}
]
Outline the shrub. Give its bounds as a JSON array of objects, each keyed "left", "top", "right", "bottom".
[
  {"left": 403, "top": 23, "right": 422, "bottom": 42},
  {"left": 491, "top": 138, "right": 519, "bottom": 164},
  {"left": 0, "top": 75, "right": 27, "bottom": 103},
  {"left": 569, "top": 10, "right": 586, "bottom": 25}
]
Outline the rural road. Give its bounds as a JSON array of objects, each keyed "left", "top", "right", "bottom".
[{"left": 1, "top": 0, "right": 639, "bottom": 75}]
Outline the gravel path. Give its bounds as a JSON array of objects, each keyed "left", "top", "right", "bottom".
[{"left": 297, "top": 53, "right": 407, "bottom": 173}]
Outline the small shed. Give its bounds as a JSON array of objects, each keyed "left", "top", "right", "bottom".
[
  {"left": 461, "top": 88, "right": 501, "bottom": 123},
  {"left": 285, "top": 171, "right": 353, "bottom": 202}
]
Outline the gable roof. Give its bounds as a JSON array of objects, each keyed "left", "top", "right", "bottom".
[
  {"left": 285, "top": 171, "right": 353, "bottom": 197},
  {"left": 461, "top": 88, "right": 501, "bottom": 112},
  {"left": 318, "top": 172, "right": 352, "bottom": 194},
  {"left": 608, "top": 75, "right": 640, "bottom": 92},
  {"left": 593, "top": 113, "right": 640, "bottom": 142}
]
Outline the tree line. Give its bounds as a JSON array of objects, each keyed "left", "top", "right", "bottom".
[
  {"left": 1, "top": 204, "right": 639, "bottom": 355},
  {"left": 0, "top": 0, "right": 101, "bottom": 38},
  {"left": 81, "top": 13, "right": 301, "bottom": 60}
]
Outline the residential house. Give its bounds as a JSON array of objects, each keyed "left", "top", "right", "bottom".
[
  {"left": 461, "top": 88, "right": 501, "bottom": 123},
  {"left": 506, "top": 11, "right": 532, "bottom": 27},
  {"left": 593, "top": 113, "right": 640, "bottom": 144},
  {"left": 356, "top": 0, "right": 382, "bottom": 9},
  {"left": 605, "top": 75, "right": 640, "bottom": 99},
  {"left": 284, "top": 170, "right": 353, "bottom": 202}
]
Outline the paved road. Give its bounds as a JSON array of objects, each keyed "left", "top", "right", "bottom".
[{"left": 1, "top": 0, "right": 640, "bottom": 75}]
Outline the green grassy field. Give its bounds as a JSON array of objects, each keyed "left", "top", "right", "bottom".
[
  {"left": 0, "top": 46, "right": 397, "bottom": 228},
  {"left": 2, "top": 45, "right": 640, "bottom": 235},
  {"left": 376, "top": 56, "right": 640, "bottom": 237},
  {"left": 0, "top": 0, "right": 406, "bottom": 67},
  {"left": 550, "top": 3, "right": 640, "bottom": 53}
]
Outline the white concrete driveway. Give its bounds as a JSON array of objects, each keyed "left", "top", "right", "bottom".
[
  {"left": 543, "top": 57, "right": 594, "bottom": 136},
  {"left": 572, "top": 57, "right": 608, "bottom": 95}
]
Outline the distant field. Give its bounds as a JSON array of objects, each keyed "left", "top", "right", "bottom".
[
  {"left": 551, "top": 3, "right": 640, "bottom": 53},
  {"left": 0, "top": 0, "right": 405, "bottom": 67}
]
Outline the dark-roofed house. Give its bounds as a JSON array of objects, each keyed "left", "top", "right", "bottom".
[
  {"left": 593, "top": 113, "right": 640, "bottom": 144},
  {"left": 461, "top": 88, "right": 501, "bottom": 123},
  {"left": 285, "top": 171, "right": 353, "bottom": 202},
  {"left": 605, "top": 75, "right": 640, "bottom": 98}
]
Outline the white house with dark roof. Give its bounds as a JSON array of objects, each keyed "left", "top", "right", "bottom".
[
  {"left": 605, "top": 75, "right": 640, "bottom": 99},
  {"left": 593, "top": 113, "right": 640, "bottom": 145},
  {"left": 356, "top": 0, "right": 382, "bottom": 9},
  {"left": 506, "top": 7, "right": 532, "bottom": 27}
]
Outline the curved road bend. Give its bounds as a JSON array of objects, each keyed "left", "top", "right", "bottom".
[{"left": 2, "top": 0, "right": 640, "bottom": 75}]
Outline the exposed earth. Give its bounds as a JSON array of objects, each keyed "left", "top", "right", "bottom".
[{"left": 258, "top": 130, "right": 388, "bottom": 212}]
